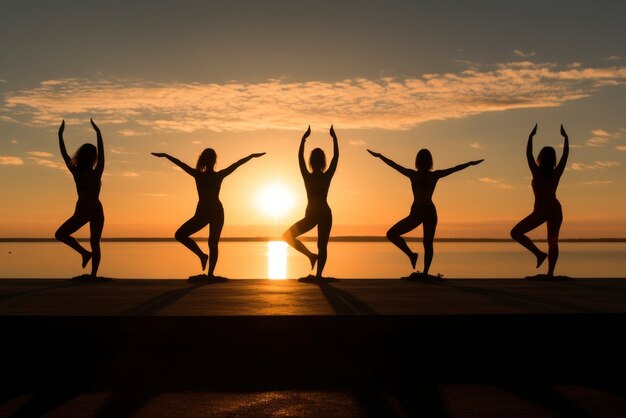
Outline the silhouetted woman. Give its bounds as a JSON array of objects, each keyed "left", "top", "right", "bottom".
[
  {"left": 283, "top": 126, "right": 338, "bottom": 279},
  {"left": 152, "top": 149, "right": 265, "bottom": 277},
  {"left": 511, "top": 124, "right": 569, "bottom": 277},
  {"left": 55, "top": 119, "right": 105, "bottom": 278},
  {"left": 368, "top": 148, "right": 483, "bottom": 276}
]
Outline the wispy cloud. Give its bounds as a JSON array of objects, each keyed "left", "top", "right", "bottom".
[
  {"left": 586, "top": 128, "right": 621, "bottom": 147},
  {"left": 582, "top": 180, "right": 612, "bottom": 185},
  {"left": 0, "top": 156, "right": 24, "bottom": 165},
  {"left": 570, "top": 161, "right": 620, "bottom": 170},
  {"left": 469, "top": 142, "right": 482, "bottom": 149},
  {"left": 605, "top": 55, "right": 621, "bottom": 61},
  {"left": 121, "top": 171, "right": 139, "bottom": 177},
  {"left": 349, "top": 140, "right": 366, "bottom": 146},
  {"left": 3, "top": 62, "right": 626, "bottom": 133},
  {"left": 616, "top": 145, "right": 626, "bottom": 151},
  {"left": 27, "top": 151, "right": 54, "bottom": 158},
  {"left": 513, "top": 49, "right": 536, "bottom": 58},
  {"left": 10, "top": 139, "right": 18, "bottom": 144},
  {"left": 478, "top": 177, "right": 512, "bottom": 189}
]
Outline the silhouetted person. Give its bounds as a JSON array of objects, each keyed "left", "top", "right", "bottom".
[
  {"left": 152, "top": 149, "right": 265, "bottom": 278},
  {"left": 511, "top": 124, "right": 569, "bottom": 277},
  {"left": 283, "top": 126, "right": 339, "bottom": 279},
  {"left": 55, "top": 119, "right": 105, "bottom": 278},
  {"left": 368, "top": 148, "right": 483, "bottom": 276}
]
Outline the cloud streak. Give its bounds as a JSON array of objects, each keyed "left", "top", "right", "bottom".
[
  {"left": 0, "top": 156, "right": 24, "bottom": 165},
  {"left": 3, "top": 61, "right": 626, "bottom": 133}
]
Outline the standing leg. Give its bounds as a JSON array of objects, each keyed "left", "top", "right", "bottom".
[
  {"left": 175, "top": 212, "right": 210, "bottom": 270},
  {"left": 422, "top": 206, "right": 438, "bottom": 276},
  {"left": 207, "top": 207, "right": 224, "bottom": 278},
  {"left": 511, "top": 212, "right": 548, "bottom": 268},
  {"left": 546, "top": 206, "right": 563, "bottom": 277},
  {"left": 55, "top": 211, "right": 91, "bottom": 268},
  {"left": 315, "top": 209, "right": 333, "bottom": 278},
  {"left": 283, "top": 217, "right": 318, "bottom": 269},
  {"left": 386, "top": 213, "right": 422, "bottom": 269},
  {"left": 89, "top": 205, "right": 105, "bottom": 278}
]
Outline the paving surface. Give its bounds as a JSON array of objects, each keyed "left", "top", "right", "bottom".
[{"left": 1, "top": 278, "right": 625, "bottom": 316}]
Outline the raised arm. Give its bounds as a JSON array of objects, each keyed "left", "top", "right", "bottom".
[
  {"left": 298, "top": 126, "right": 311, "bottom": 177},
  {"left": 555, "top": 124, "right": 569, "bottom": 176},
  {"left": 526, "top": 123, "right": 539, "bottom": 174},
  {"left": 151, "top": 152, "right": 196, "bottom": 176},
  {"left": 57, "top": 120, "right": 72, "bottom": 170},
  {"left": 435, "top": 159, "right": 484, "bottom": 178},
  {"left": 367, "top": 149, "right": 414, "bottom": 177},
  {"left": 325, "top": 125, "right": 339, "bottom": 176},
  {"left": 220, "top": 152, "right": 266, "bottom": 177},
  {"left": 91, "top": 119, "right": 105, "bottom": 176}
]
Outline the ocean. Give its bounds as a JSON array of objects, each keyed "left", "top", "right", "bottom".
[{"left": 1, "top": 240, "right": 624, "bottom": 279}]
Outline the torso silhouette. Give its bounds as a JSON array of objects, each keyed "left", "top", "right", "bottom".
[
  {"left": 304, "top": 171, "right": 331, "bottom": 211},
  {"left": 195, "top": 170, "right": 223, "bottom": 206},
  {"left": 532, "top": 170, "right": 561, "bottom": 209},
  {"left": 73, "top": 168, "right": 101, "bottom": 207},
  {"left": 410, "top": 170, "right": 438, "bottom": 206}
]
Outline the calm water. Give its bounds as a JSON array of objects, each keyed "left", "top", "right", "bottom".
[{"left": 0, "top": 241, "right": 624, "bottom": 279}]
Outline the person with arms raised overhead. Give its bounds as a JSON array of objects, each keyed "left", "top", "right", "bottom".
[
  {"left": 152, "top": 148, "right": 265, "bottom": 279},
  {"left": 368, "top": 147, "right": 483, "bottom": 278},
  {"left": 511, "top": 124, "right": 569, "bottom": 278},
  {"left": 283, "top": 126, "right": 339, "bottom": 280},
  {"left": 55, "top": 119, "right": 105, "bottom": 279}
]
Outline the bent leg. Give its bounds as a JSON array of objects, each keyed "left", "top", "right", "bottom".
[
  {"left": 546, "top": 208, "right": 563, "bottom": 277},
  {"left": 175, "top": 213, "right": 210, "bottom": 270},
  {"left": 422, "top": 207, "right": 438, "bottom": 276},
  {"left": 315, "top": 210, "right": 333, "bottom": 278},
  {"left": 89, "top": 206, "right": 105, "bottom": 278},
  {"left": 283, "top": 216, "right": 318, "bottom": 269},
  {"left": 207, "top": 209, "right": 224, "bottom": 277},
  {"left": 55, "top": 211, "right": 91, "bottom": 267},
  {"left": 386, "top": 213, "right": 421, "bottom": 269},
  {"left": 511, "top": 212, "right": 547, "bottom": 268}
]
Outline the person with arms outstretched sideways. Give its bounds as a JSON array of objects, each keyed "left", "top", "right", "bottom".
[
  {"left": 55, "top": 119, "right": 105, "bottom": 279},
  {"left": 511, "top": 124, "right": 569, "bottom": 278},
  {"left": 152, "top": 149, "right": 265, "bottom": 279},
  {"left": 368, "top": 148, "right": 483, "bottom": 278},
  {"left": 283, "top": 126, "right": 339, "bottom": 280}
]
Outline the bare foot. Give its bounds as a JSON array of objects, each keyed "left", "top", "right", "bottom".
[
  {"left": 82, "top": 251, "right": 92, "bottom": 269},
  {"left": 536, "top": 252, "right": 548, "bottom": 268},
  {"left": 200, "top": 253, "right": 208, "bottom": 271},
  {"left": 309, "top": 253, "right": 318, "bottom": 270},
  {"left": 409, "top": 252, "right": 418, "bottom": 269}
]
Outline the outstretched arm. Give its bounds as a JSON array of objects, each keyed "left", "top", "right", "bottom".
[
  {"left": 555, "top": 124, "right": 569, "bottom": 176},
  {"left": 57, "top": 120, "right": 73, "bottom": 170},
  {"left": 220, "top": 152, "right": 266, "bottom": 177},
  {"left": 298, "top": 126, "right": 311, "bottom": 177},
  {"left": 326, "top": 125, "right": 339, "bottom": 176},
  {"left": 435, "top": 159, "right": 484, "bottom": 178},
  {"left": 91, "top": 119, "right": 105, "bottom": 176},
  {"left": 151, "top": 152, "right": 196, "bottom": 176},
  {"left": 367, "top": 149, "right": 414, "bottom": 177},
  {"left": 526, "top": 123, "right": 539, "bottom": 174}
]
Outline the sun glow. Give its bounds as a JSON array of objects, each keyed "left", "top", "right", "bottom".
[{"left": 256, "top": 182, "right": 294, "bottom": 219}]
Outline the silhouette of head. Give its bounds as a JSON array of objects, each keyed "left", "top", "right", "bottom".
[
  {"left": 71, "top": 143, "right": 97, "bottom": 171},
  {"left": 415, "top": 149, "right": 433, "bottom": 171},
  {"left": 537, "top": 147, "right": 556, "bottom": 171},
  {"left": 197, "top": 148, "right": 217, "bottom": 172},
  {"left": 309, "top": 148, "right": 326, "bottom": 173}
]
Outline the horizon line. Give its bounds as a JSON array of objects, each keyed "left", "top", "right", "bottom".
[{"left": 1, "top": 237, "right": 625, "bottom": 243}]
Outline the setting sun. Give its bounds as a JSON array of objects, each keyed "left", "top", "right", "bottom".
[{"left": 255, "top": 182, "right": 295, "bottom": 219}]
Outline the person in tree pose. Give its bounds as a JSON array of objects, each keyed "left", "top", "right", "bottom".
[
  {"left": 55, "top": 119, "right": 105, "bottom": 278},
  {"left": 368, "top": 148, "right": 483, "bottom": 277},
  {"left": 152, "top": 149, "right": 265, "bottom": 278},
  {"left": 283, "top": 126, "right": 339, "bottom": 279},
  {"left": 511, "top": 124, "right": 569, "bottom": 278}
]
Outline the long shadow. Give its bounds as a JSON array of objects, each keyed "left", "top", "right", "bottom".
[
  {"left": 495, "top": 383, "right": 593, "bottom": 418},
  {"left": 315, "top": 282, "right": 378, "bottom": 315},
  {"left": 121, "top": 282, "right": 205, "bottom": 316},
  {"left": 437, "top": 281, "right": 603, "bottom": 313},
  {"left": 0, "top": 281, "right": 79, "bottom": 303}
]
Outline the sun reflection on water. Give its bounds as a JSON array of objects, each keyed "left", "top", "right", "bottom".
[{"left": 267, "top": 241, "right": 288, "bottom": 280}]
